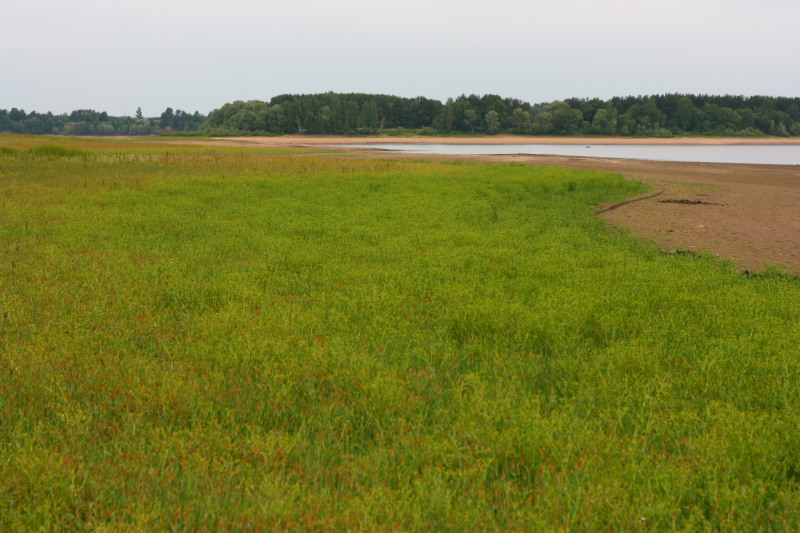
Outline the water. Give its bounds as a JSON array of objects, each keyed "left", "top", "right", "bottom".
[{"left": 337, "top": 143, "right": 800, "bottom": 165}]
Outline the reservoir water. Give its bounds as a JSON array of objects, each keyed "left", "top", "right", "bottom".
[{"left": 338, "top": 143, "right": 800, "bottom": 166}]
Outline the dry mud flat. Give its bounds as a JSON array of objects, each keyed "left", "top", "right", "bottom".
[{"left": 200, "top": 136, "right": 800, "bottom": 273}]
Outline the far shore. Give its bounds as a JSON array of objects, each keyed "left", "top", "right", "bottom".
[{"left": 213, "top": 135, "right": 800, "bottom": 148}]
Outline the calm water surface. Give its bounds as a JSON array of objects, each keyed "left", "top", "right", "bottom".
[{"left": 338, "top": 143, "right": 800, "bottom": 165}]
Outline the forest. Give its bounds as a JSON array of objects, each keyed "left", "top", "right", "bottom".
[
  {"left": 3, "top": 93, "right": 800, "bottom": 137},
  {"left": 0, "top": 107, "right": 205, "bottom": 136}
]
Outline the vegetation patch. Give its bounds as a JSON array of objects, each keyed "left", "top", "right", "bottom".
[
  {"left": 2, "top": 137, "right": 800, "bottom": 530},
  {"left": 27, "top": 144, "right": 90, "bottom": 158},
  {"left": 742, "top": 266, "right": 800, "bottom": 282},
  {"left": 658, "top": 198, "right": 722, "bottom": 206}
]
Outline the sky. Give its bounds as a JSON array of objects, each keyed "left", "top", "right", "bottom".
[{"left": 3, "top": 0, "right": 799, "bottom": 117}]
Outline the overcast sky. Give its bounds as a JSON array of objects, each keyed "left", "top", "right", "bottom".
[{"left": 3, "top": 0, "right": 799, "bottom": 116}]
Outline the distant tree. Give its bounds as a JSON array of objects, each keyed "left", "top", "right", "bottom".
[
  {"left": 169, "top": 109, "right": 203, "bottom": 131},
  {"left": 129, "top": 120, "right": 151, "bottom": 135},
  {"left": 9, "top": 108, "right": 27, "bottom": 122},
  {"left": 485, "top": 110, "right": 501, "bottom": 135},
  {"left": 627, "top": 99, "right": 666, "bottom": 134},
  {"left": 24, "top": 116, "right": 49, "bottom": 135},
  {"left": 358, "top": 100, "right": 379, "bottom": 132},
  {"left": 71, "top": 109, "right": 99, "bottom": 124},
  {"left": 160, "top": 107, "right": 175, "bottom": 129},
  {"left": 736, "top": 108, "right": 755, "bottom": 130},
  {"left": 266, "top": 105, "right": 286, "bottom": 133},
  {"left": 410, "top": 97, "right": 442, "bottom": 128},
  {"left": 68, "top": 121, "right": 95, "bottom": 135},
  {"left": 565, "top": 97, "right": 605, "bottom": 125},
  {"left": 617, "top": 113, "right": 635, "bottom": 136},
  {"left": 109, "top": 115, "right": 133, "bottom": 135},
  {"left": 702, "top": 103, "right": 740, "bottom": 132},
  {"left": 319, "top": 105, "right": 332, "bottom": 133},
  {"left": 463, "top": 109, "right": 478, "bottom": 133},
  {"left": 481, "top": 94, "right": 508, "bottom": 129},
  {"left": 532, "top": 111, "right": 554, "bottom": 134},
  {"left": 511, "top": 107, "right": 532, "bottom": 134},
  {"left": 232, "top": 109, "right": 261, "bottom": 131},
  {"left": 546, "top": 101, "right": 582, "bottom": 134},
  {"left": 135, "top": 107, "right": 143, "bottom": 120},
  {"left": 96, "top": 123, "right": 116, "bottom": 135},
  {"left": 191, "top": 111, "right": 205, "bottom": 131},
  {"left": 591, "top": 108, "right": 616, "bottom": 135},
  {"left": 674, "top": 97, "right": 698, "bottom": 131},
  {"left": 433, "top": 99, "right": 456, "bottom": 133}
]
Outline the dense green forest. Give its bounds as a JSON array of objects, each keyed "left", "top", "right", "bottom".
[
  {"left": 0, "top": 107, "right": 205, "bottom": 136},
  {"left": 204, "top": 93, "right": 800, "bottom": 137},
  {"left": 3, "top": 93, "right": 800, "bottom": 137}
]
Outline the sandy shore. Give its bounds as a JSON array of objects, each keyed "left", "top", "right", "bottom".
[{"left": 186, "top": 136, "right": 800, "bottom": 273}]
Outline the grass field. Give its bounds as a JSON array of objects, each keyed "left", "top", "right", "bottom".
[{"left": 2, "top": 136, "right": 800, "bottom": 530}]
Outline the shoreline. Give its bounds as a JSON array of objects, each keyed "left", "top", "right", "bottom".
[
  {"left": 103, "top": 134, "right": 800, "bottom": 273},
  {"left": 369, "top": 152, "right": 800, "bottom": 273},
  {"left": 216, "top": 134, "right": 800, "bottom": 148},
  {"left": 197, "top": 136, "right": 798, "bottom": 273}
]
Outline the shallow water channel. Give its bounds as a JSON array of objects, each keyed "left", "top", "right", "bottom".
[{"left": 337, "top": 143, "right": 800, "bottom": 166}]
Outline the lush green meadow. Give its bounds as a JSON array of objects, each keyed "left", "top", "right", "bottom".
[{"left": 2, "top": 136, "right": 800, "bottom": 530}]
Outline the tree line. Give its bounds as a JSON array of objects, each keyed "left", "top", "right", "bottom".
[
  {"left": 3, "top": 93, "right": 800, "bottom": 137},
  {"left": 0, "top": 106, "right": 205, "bottom": 136},
  {"left": 204, "top": 93, "right": 800, "bottom": 137}
]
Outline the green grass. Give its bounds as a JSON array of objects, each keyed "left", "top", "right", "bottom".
[
  {"left": 2, "top": 136, "right": 800, "bottom": 530},
  {"left": 26, "top": 144, "right": 90, "bottom": 158}
]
